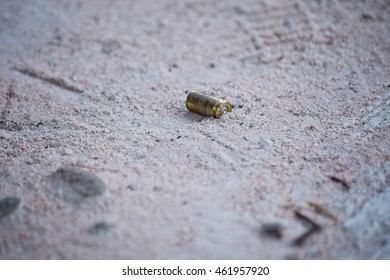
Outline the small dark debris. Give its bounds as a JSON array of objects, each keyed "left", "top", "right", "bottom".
[
  {"left": 0, "top": 197, "right": 21, "bottom": 220},
  {"left": 155, "top": 139, "right": 160, "bottom": 142},
  {"left": 238, "top": 105, "right": 244, "bottom": 108},
  {"left": 293, "top": 227, "right": 320, "bottom": 246},
  {"left": 294, "top": 210, "right": 320, "bottom": 228},
  {"left": 348, "top": 85, "right": 358, "bottom": 93},
  {"left": 293, "top": 210, "right": 321, "bottom": 246},
  {"left": 239, "top": 122, "right": 243, "bottom": 125},
  {"left": 328, "top": 176, "right": 350, "bottom": 191},
  {"left": 250, "top": 36, "right": 260, "bottom": 50},
  {"left": 274, "top": 31, "right": 282, "bottom": 39},
  {"left": 88, "top": 222, "right": 111, "bottom": 234},
  {"left": 361, "top": 13, "right": 374, "bottom": 21},
  {"left": 127, "top": 185, "right": 137, "bottom": 191},
  {"left": 177, "top": 135, "right": 181, "bottom": 139},
  {"left": 209, "top": 63, "right": 215, "bottom": 68},
  {"left": 260, "top": 223, "right": 284, "bottom": 239},
  {"left": 168, "top": 63, "right": 178, "bottom": 71}
]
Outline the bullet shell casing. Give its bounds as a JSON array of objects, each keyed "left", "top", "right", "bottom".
[{"left": 186, "top": 91, "right": 232, "bottom": 118}]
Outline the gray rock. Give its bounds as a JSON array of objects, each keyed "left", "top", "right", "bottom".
[
  {"left": 88, "top": 222, "right": 111, "bottom": 235},
  {"left": 51, "top": 167, "right": 107, "bottom": 198},
  {"left": 0, "top": 197, "right": 21, "bottom": 219}
]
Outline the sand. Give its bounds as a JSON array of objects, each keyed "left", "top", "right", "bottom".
[{"left": 0, "top": 0, "right": 389, "bottom": 259}]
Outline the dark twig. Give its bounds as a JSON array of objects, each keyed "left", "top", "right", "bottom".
[
  {"left": 308, "top": 202, "right": 338, "bottom": 222},
  {"left": 293, "top": 227, "right": 320, "bottom": 246},
  {"left": 328, "top": 176, "right": 350, "bottom": 191},
  {"left": 293, "top": 210, "right": 321, "bottom": 246}
]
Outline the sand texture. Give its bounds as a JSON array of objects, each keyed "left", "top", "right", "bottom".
[{"left": 0, "top": 0, "right": 389, "bottom": 259}]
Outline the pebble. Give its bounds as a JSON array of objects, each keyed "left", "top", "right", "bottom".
[
  {"left": 88, "top": 222, "right": 110, "bottom": 234},
  {"left": 0, "top": 197, "right": 21, "bottom": 220},
  {"left": 51, "top": 167, "right": 107, "bottom": 197}
]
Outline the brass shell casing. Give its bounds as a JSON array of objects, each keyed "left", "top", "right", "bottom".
[{"left": 186, "top": 91, "right": 232, "bottom": 118}]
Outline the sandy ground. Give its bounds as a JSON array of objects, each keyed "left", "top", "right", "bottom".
[{"left": 0, "top": 0, "right": 389, "bottom": 259}]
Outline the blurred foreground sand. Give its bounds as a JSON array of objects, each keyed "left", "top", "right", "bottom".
[{"left": 0, "top": 0, "right": 389, "bottom": 259}]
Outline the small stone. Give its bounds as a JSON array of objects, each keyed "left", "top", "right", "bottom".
[
  {"left": 51, "top": 167, "right": 107, "bottom": 197},
  {"left": 0, "top": 197, "right": 21, "bottom": 220},
  {"left": 88, "top": 222, "right": 111, "bottom": 234}
]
